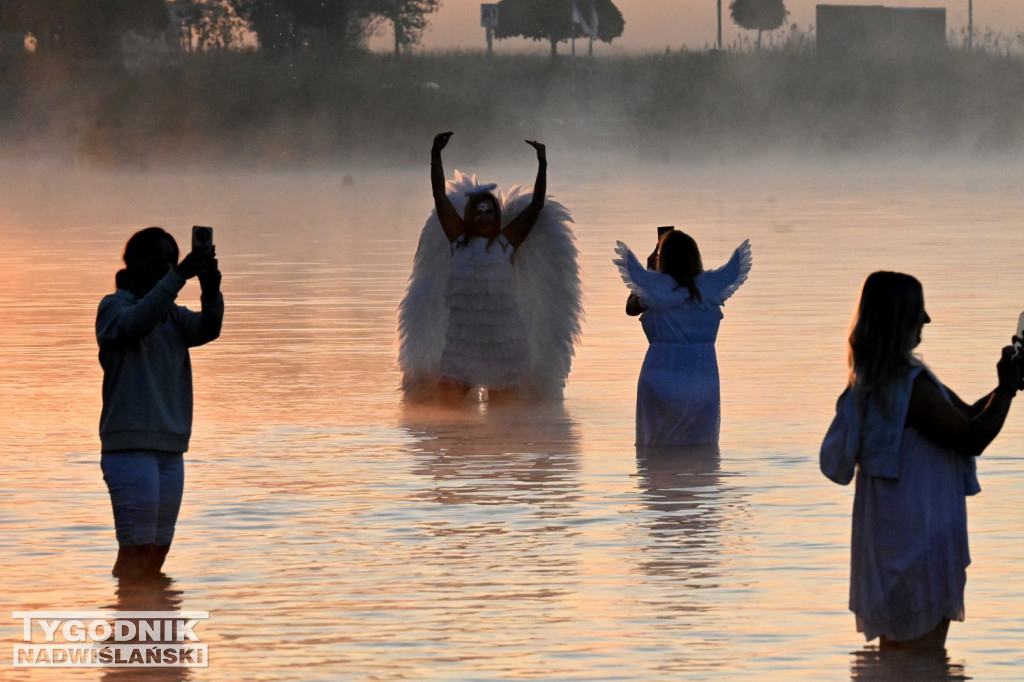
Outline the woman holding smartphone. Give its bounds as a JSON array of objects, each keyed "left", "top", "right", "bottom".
[
  {"left": 97, "top": 226, "right": 223, "bottom": 582},
  {"left": 614, "top": 230, "right": 751, "bottom": 446},
  {"left": 821, "top": 271, "right": 1022, "bottom": 649}
]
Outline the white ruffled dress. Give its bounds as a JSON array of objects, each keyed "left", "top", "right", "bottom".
[{"left": 439, "top": 235, "right": 527, "bottom": 389}]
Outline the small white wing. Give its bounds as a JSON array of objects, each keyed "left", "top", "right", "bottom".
[
  {"left": 696, "top": 239, "right": 752, "bottom": 305},
  {"left": 612, "top": 241, "right": 678, "bottom": 309}
]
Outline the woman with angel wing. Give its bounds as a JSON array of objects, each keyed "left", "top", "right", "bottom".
[
  {"left": 397, "top": 132, "right": 582, "bottom": 404},
  {"left": 614, "top": 231, "right": 751, "bottom": 446}
]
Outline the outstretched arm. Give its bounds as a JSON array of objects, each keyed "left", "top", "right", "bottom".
[
  {"left": 431, "top": 131, "right": 463, "bottom": 243},
  {"left": 907, "top": 345, "right": 1022, "bottom": 457},
  {"left": 502, "top": 140, "right": 547, "bottom": 248}
]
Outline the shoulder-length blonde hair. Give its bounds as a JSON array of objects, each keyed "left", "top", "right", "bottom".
[{"left": 847, "top": 271, "right": 925, "bottom": 415}]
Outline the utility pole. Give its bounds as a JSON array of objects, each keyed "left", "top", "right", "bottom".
[
  {"left": 589, "top": 0, "right": 595, "bottom": 56},
  {"left": 717, "top": 0, "right": 723, "bottom": 50},
  {"left": 968, "top": 0, "right": 973, "bottom": 50}
]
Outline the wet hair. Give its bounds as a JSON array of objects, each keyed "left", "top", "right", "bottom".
[
  {"left": 460, "top": 192, "right": 501, "bottom": 246},
  {"left": 116, "top": 227, "right": 178, "bottom": 289},
  {"left": 847, "top": 271, "right": 925, "bottom": 414},
  {"left": 658, "top": 230, "right": 703, "bottom": 303}
]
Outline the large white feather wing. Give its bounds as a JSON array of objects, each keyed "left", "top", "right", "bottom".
[
  {"left": 506, "top": 185, "right": 583, "bottom": 400},
  {"left": 396, "top": 170, "right": 481, "bottom": 399},
  {"left": 696, "top": 239, "right": 752, "bottom": 305}
]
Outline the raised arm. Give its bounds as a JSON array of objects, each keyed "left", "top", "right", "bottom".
[
  {"left": 502, "top": 140, "right": 547, "bottom": 248},
  {"left": 178, "top": 251, "right": 224, "bottom": 347},
  {"left": 431, "top": 131, "right": 463, "bottom": 243},
  {"left": 97, "top": 271, "right": 184, "bottom": 345},
  {"left": 907, "top": 345, "right": 1022, "bottom": 457}
]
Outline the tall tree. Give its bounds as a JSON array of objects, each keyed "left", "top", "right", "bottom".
[
  {"left": 231, "top": 0, "right": 373, "bottom": 53},
  {"left": 174, "top": 0, "right": 250, "bottom": 51},
  {"left": 229, "top": 0, "right": 297, "bottom": 54},
  {"left": 729, "top": 0, "right": 787, "bottom": 49},
  {"left": 492, "top": 0, "right": 624, "bottom": 58},
  {"left": 374, "top": 0, "right": 439, "bottom": 55}
]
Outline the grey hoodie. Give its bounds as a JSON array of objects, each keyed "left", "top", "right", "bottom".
[{"left": 97, "top": 269, "right": 224, "bottom": 453}]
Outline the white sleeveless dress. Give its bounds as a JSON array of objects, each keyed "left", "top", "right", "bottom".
[{"left": 439, "top": 235, "right": 527, "bottom": 389}]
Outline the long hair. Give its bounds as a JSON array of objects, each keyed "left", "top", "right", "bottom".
[
  {"left": 115, "top": 226, "right": 178, "bottom": 290},
  {"left": 460, "top": 192, "right": 502, "bottom": 248},
  {"left": 658, "top": 230, "right": 703, "bottom": 302},
  {"left": 847, "top": 271, "right": 925, "bottom": 415}
]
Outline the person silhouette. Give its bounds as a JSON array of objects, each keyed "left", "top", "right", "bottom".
[
  {"left": 614, "top": 230, "right": 751, "bottom": 446},
  {"left": 96, "top": 227, "right": 223, "bottom": 582},
  {"left": 821, "top": 271, "right": 1023, "bottom": 649},
  {"left": 398, "top": 132, "right": 582, "bottom": 404}
]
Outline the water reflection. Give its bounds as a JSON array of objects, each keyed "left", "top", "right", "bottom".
[
  {"left": 100, "top": 578, "right": 192, "bottom": 681},
  {"left": 634, "top": 444, "right": 732, "bottom": 581},
  {"left": 403, "top": 402, "right": 581, "bottom": 508},
  {"left": 4, "top": 161, "right": 1024, "bottom": 678},
  {"left": 850, "top": 646, "right": 969, "bottom": 681}
]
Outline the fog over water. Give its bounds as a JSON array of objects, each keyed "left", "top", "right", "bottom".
[
  {"left": 2, "top": 19, "right": 1024, "bottom": 676},
  {"left": 2, "top": 150, "right": 1024, "bottom": 678}
]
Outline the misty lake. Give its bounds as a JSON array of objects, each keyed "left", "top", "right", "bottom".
[{"left": 2, "top": 153, "right": 1024, "bottom": 679}]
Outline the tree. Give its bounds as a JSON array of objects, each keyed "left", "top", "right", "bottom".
[
  {"left": 231, "top": 0, "right": 373, "bottom": 54},
  {"left": 229, "top": 0, "right": 297, "bottom": 54},
  {"left": 0, "top": 0, "right": 169, "bottom": 58},
  {"left": 729, "top": 0, "right": 787, "bottom": 49},
  {"left": 373, "top": 0, "right": 439, "bottom": 55},
  {"left": 175, "top": 1, "right": 250, "bottom": 51},
  {"left": 493, "top": 0, "right": 624, "bottom": 57}
]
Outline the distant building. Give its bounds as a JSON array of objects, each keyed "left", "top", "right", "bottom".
[{"left": 816, "top": 5, "right": 946, "bottom": 58}]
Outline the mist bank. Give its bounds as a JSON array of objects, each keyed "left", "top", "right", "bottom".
[{"left": 1, "top": 47, "right": 1022, "bottom": 167}]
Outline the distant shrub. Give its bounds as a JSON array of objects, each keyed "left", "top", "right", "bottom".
[{"left": 2, "top": 43, "right": 1022, "bottom": 164}]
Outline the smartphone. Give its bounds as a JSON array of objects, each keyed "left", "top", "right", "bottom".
[
  {"left": 1015, "top": 311, "right": 1024, "bottom": 350},
  {"left": 657, "top": 225, "right": 673, "bottom": 238},
  {"left": 192, "top": 225, "right": 214, "bottom": 254}
]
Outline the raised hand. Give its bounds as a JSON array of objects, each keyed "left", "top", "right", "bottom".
[
  {"left": 198, "top": 255, "right": 222, "bottom": 294},
  {"left": 525, "top": 139, "right": 546, "bottom": 163},
  {"left": 175, "top": 249, "right": 217, "bottom": 281},
  {"left": 996, "top": 344, "right": 1023, "bottom": 392},
  {"left": 432, "top": 131, "right": 454, "bottom": 156}
]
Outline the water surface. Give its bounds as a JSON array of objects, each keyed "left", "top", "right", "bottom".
[{"left": 2, "top": 156, "right": 1023, "bottom": 679}]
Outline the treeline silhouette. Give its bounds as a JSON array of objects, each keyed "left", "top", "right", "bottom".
[{"left": 1, "top": 44, "right": 1022, "bottom": 166}]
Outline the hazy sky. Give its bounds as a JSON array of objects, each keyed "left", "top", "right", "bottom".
[{"left": 369, "top": 0, "right": 1024, "bottom": 54}]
